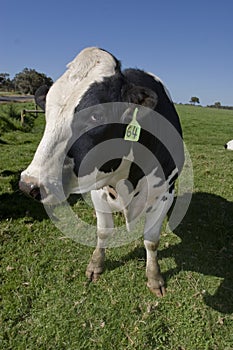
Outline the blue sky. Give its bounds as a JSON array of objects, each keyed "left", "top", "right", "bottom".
[{"left": 1, "top": 0, "right": 233, "bottom": 106}]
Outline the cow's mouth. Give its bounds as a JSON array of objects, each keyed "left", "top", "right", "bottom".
[
  {"left": 29, "top": 186, "right": 42, "bottom": 201},
  {"left": 19, "top": 180, "right": 42, "bottom": 201}
]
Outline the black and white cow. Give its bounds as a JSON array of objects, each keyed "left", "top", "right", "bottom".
[{"left": 19, "top": 47, "right": 184, "bottom": 297}]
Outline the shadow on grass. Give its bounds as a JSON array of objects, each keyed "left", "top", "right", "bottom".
[
  {"left": 0, "top": 171, "right": 47, "bottom": 221},
  {"left": 1, "top": 174, "right": 232, "bottom": 313},
  {"left": 0, "top": 171, "right": 82, "bottom": 221},
  {"left": 106, "top": 192, "right": 233, "bottom": 314},
  {"left": 164, "top": 192, "right": 233, "bottom": 314}
]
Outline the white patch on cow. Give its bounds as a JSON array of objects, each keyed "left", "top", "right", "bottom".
[
  {"left": 46, "top": 47, "right": 117, "bottom": 113},
  {"left": 21, "top": 48, "right": 117, "bottom": 194},
  {"left": 147, "top": 72, "right": 173, "bottom": 102},
  {"left": 125, "top": 167, "right": 177, "bottom": 231},
  {"left": 92, "top": 163, "right": 175, "bottom": 233},
  {"left": 73, "top": 149, "right": 135, "bottom": 194},
  {"left": 225, "top": 139, "right": 233, "bottom": 150}
]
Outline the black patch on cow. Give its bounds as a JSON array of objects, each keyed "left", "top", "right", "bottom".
[
  {"left": 146, "top": 206, "right": 153, "bottom": 213},
  {"left": 127, "top": 162, "right": 145, "bottom": 192},
  {"left": 67, "top": 123, "right": 130, "bottom": 177},
  {"left": 169, "top": 172, "right": 178, "bottom": 186},
  {"left": 75, "top": 72, "right": 125, "bottom": 112},
  {"left": 34, "top": 85, "right": 50, "bottom": 111},
  {"left": 68, "top": 68, "right": 184, "bottom": 181},
  {"left": 169, "top": 183, "right": 175, "bottom": 194},
  {"left": 153, "top": 179, "right": 164, "bottom": 188},
  {"left": 123, "top": 69, "right": 182, "bottom": 135},
  {"left": 99, "top": 159, "right": 122, "bottom": 173},
  {"left": 108, "top": 191, "right": 117, "bottom": 200},
  {"left": 136, "top": 128, "right": 177, "bottom": 182}
]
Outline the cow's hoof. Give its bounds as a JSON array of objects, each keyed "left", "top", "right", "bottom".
[
  {"left": 86, "top": 263, "right": 104, "bottom": 282},
  {"left": 147, "top": 284, "right": 166, "bottom": 297},
  {"left": 86, "top": 248, "right": 105, "bottom": 282},
  {"left": 147, "top": 276, "right": 166, "bottom": 297}
]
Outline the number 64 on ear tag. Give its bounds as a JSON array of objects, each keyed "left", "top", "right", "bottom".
[{"left": 124, "top": 108, "right": 141, "bottom": 142}]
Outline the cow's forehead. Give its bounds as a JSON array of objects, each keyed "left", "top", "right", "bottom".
[{"left": 45, "top": 47, "right": 119, "bottom": 121}]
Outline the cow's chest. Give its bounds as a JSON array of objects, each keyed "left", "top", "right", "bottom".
[{"left": 98, "top": 167, "right": 169, "bottom": 231}]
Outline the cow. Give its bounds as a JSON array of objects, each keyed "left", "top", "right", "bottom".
[
  {"left": 19, "top": 47, "right": 184, "bottom": 297},
  {"left": 224, "top": 140, "right": 233, "bottom": 150}
]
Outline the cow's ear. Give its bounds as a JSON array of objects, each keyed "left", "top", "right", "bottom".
[
  {"left": 34, "top": 85, "right": 50, "bottom": 112},
  {"left": 122, "top": 85, "right": 158, "bottom": 109}
]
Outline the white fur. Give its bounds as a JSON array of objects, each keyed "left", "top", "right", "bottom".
[
  {"left": 91, "top": 165, "right": 177, "bottom": 232},
  {"left": 21, "top": 48, "right": 117, "bottom": 191}
]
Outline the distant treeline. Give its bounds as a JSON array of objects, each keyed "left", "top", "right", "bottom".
[
  {"left": 0, "top": 69, "right": 53, "bottom": 95},
  {"left": 177, "top": 103, "right": 233, "bottom": 111},
  {"left": 206, "top": 105, "right": 233, "bottom": 111}
]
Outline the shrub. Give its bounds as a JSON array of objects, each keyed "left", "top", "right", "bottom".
[{"left": 0, "top": 103, "right": 36, "bottom": 136}]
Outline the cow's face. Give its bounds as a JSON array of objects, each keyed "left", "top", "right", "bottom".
[{"left": 19, "top": 48, "right": 158, "bottom": 204}]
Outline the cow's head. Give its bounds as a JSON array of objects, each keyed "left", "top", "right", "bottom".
[{"left": 19, "top": 47, "right": 158, "bottom": 204}]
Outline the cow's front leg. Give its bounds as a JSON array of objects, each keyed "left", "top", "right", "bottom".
[
  {"left": 86, "top": 246, "right": 105, "bottom": 282},
  {"left": 144, "top": 192, "right": 174, "bottom": 297},
  {"left": 86, "top": 190, "right": 114, "bottom": 282},
  {"left": 144, "top": 239, "right": 165, "bottom": 297}
]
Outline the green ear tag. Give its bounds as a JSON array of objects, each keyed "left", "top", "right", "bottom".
[{"left": 124, "top": 108, "right": 141, "bottom": 142}]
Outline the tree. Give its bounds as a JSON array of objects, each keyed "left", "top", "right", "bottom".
[
  {"left": 13, "top": 68, "right": 53, "bottom": 94},
  {"left": 0, "top": 73, "right": 14, "bottom": 91},
  {"left": 214, "top": 102, "right": 221, "bottom": 108},
  {"left": 189, "top": 97, "right": 200, "bottom": 105}
]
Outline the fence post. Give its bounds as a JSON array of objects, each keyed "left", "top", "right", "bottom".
[
  {"left": 20, "top": 108, "right": 44, "bottom": 126},
  {"left": 35, "top": 104, "right": 38, "bottom": 118},
  {"left": 21, "top": 109, "right": 26, "bottom": 125}
]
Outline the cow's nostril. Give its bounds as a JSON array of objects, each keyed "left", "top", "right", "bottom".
[
  {"left": 19, "top": 180, "right": 42, "bottom": 201},
  {"left": 29, "top": 186, "right": 41, "bottom": 201}
]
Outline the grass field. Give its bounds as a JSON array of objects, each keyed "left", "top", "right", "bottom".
[{"left": 1, "top": 103, "right": 233, "bottom": 349}]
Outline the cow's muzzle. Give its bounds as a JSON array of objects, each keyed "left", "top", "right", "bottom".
[
  {"left": 19, "top": 174, "right": 66, "bottom": 204},
  {"left": 19, "top": 180, "right": 42, "bottom": 201}
]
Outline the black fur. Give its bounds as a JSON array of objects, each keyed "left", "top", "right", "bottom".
[
  {"left": 34, "top": 53, "right": 184, "bottom": 188},
  {"left": 67, "top": 68, "right": 184, "bottom": 184},
  {"left": 123, "top": 69, "right": 182, "bottom": 134},
  {"left": 34, "top": 85, "right": 49, "bottom": 111}
]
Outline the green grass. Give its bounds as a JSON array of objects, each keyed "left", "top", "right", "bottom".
[
  {"left": 0, "top": 102, "right": 37, "bottom": 136},
  {"left": 1, "top": 104, "right": 233, "bottom": 350}
]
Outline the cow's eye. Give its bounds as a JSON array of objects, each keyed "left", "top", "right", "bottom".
[{"left": 91, "top": 114, "right": 104, "bottom": 123}]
